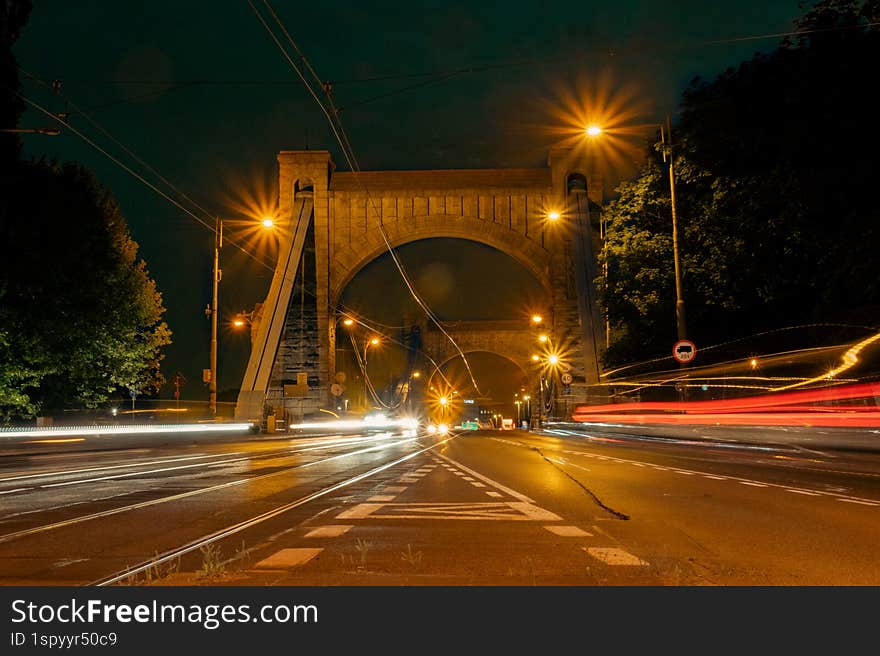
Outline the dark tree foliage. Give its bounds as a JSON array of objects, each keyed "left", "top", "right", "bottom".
[
  {"left": 600, "top": 0, "right": 879, "bottom": 366},
  {"left": 0, "top": 0, "right": 33, "bottom": 164},
  {"left": 0, "top": 161, "right": 172, "bottom": 419}
]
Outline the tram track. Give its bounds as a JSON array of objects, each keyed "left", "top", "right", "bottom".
[{"left": 0, "top": 433, "right": 425, "bottom": 545}]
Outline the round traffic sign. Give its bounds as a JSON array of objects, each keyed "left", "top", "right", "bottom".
[
  {"left": 561, "top": 372, "right": 573, "bottom": 385},
  {"left": 672, "top": 339, "right": 697, "bottom": 363},
  {"left": 330, "top": 383, "right": 344, "bottom": 397}
]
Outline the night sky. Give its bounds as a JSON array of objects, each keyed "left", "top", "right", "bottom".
[{"left": 14, "top": 1, "right": 802, "bottom": 402}]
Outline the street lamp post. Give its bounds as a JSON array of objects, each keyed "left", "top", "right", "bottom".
[
  {"left": 208, "top": 217, "right": 223, "bottom": 416},
  {"left": 206, "top": 215, "right": 274, "bottom": 416},
  {"left": 660, "top": 116, "right": 690, "bottom": 402},
  {"left": 662, "top": 115, "right": 687, "bottom": 342},
  {"left": 363, "top": 336, "right": 379, "bottom": 410}
]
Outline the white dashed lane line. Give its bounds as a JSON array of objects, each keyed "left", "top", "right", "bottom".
[{"left": 541, "top": 444, "right": 880, "bottom": 508}]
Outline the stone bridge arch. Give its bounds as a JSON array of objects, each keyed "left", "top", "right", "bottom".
[
  {"left": 236, "top": 147, "right": 605, "bottom": 422},
  {"left": 421, "top": 320, "right": 536, "bottom": 388},
  {"left": 330, "top": 219, "right": 553, "bottom": 306}
]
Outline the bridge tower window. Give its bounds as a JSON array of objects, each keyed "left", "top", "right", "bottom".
[
  {"left": 566, "top": 173, "right": 587, "bottom": 195},
  {"left": 295, "top": 179, "right": 315, "bottom": 196}
]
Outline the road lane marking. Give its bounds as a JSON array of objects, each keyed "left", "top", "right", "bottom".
[
  {"left": 838, "top": 498, "right": 879, "bottom": 506},
  {"left": 383, "top": 486, "right": 407, "bottom": 493},
  {"left": 397, "top": 478, "right": 419, "bottom": 483},
  {"left": 433, "top": 453, "right": 536, "bottom": 503},
  {"left": 335, "top": 502, "right": 559, "bottom": 521},
  {"left": 304, "top": 525, "right": 353, "bottom": 538},
  {"left": 0, "top": 436, "right": 427, "bottom": 544},
  {"left": 33, "top": 435, "right": 417, "bottom": 490},
  {"left": 336, "top": 503, "right": 384, "bottom": 519},
  {"left": 0, "top": 452, "right": 228, "bottom": 484},
  {"left": 544, "top": 525, "right": 593, "bottom": 537},
  {"left": 254, "top": 548, "right": 322, "bottom": 569},
  {"left": 485, "top": 491, "right": 502, "bottom": 498},
  {"left": 511, "top": 434, "right": 880, "bottom": 509},
  {"left": 367, "top": 495, "right": 397, "bottom": 502},
  {"left": 470, "top": 482, "right": 486, "bottom": 488},
  {"left": 0, "top": 488, "right": 31, "bottom": 495},
  {"left": 92, "top": 435, "right": 458, "bottom": 586},
  {"left": 585, "top": 547, "right": 649, "bottom": 566},
  {"left": 0, "top": 434, "right": 409, "bottom": 486},
  {"left": 506, "top": 502, "right": 562, "bottom": 521}
]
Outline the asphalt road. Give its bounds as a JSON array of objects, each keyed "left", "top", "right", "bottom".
[{"left": 1, "top": 426, "right": 879, "bottom": 585}]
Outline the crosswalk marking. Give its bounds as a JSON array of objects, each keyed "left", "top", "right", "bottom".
[
  {"left": 545, "top": 525, "right": 592, "bottom": 537},
  {"left": 304, "top": 525, "right": 353, "bottom": 538},
  {"left": 585, "top": 547, "right": 649, "bottom": 566},
  {"left": 254, "top": 548, "right": 322, "bottom": 569},
  {"left": 336, "top": 501, "right": 560, "bottom": 521}
]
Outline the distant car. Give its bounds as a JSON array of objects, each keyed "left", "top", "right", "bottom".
[{"left": 501, "top": 418, "right": 514, "bottom": 430}]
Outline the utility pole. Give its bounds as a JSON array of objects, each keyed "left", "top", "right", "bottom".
[
  {"left": 208, "top": 217, "right": 222, "bottom": 415},
  {"left": 173, "top": 372, "right": 186, "bottom": 420},
  {"left": 663, "top": 115, "right": 687, "bottom": 342},
  {"left": 663, "top": 116, "right": 690, "bottom": 403}
]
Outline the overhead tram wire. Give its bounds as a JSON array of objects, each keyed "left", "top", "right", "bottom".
[
  {"left": 258, "top": 0, "right": 483, "bottom": 396},
  {"left": 30, "top": 19, "right": 880, "bottom": 116},
  {"left": 11, "top": 77, "right": 403, "bottom": 345},
  {"left": 12, "top": 76, "right": 277, "bottom": 274},
  {"left": 341, "top": 313, "right": 458, "bottom": 394},
  {"left": 268, "top": 0, "right": 484, "bottom": 397},
  {"left": 249, "top": 0, "right": 484, "bottom": 397},
  {"left": 11, "top": 77, "right": 426, "bottom": 400},
  {"left": 19, "top": 68, "right": 225, "bottom": 237},
  {"left": 17, "top": 93, "right": 226, "bottom": 248}
]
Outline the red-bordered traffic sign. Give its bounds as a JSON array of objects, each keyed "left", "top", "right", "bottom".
[{"left": 672, "top": 339, "right": 697, "bottom": 364}]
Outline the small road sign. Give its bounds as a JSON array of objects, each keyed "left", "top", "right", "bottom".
[
  {"left": 561, "top": 372, "right": 573, "bottom": 385},
  {"left": 330, "top": 383, "right": 344, "bottom": 397},
  {"left": 673, "top": 339, "right": 697, "bottom": 364}
]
